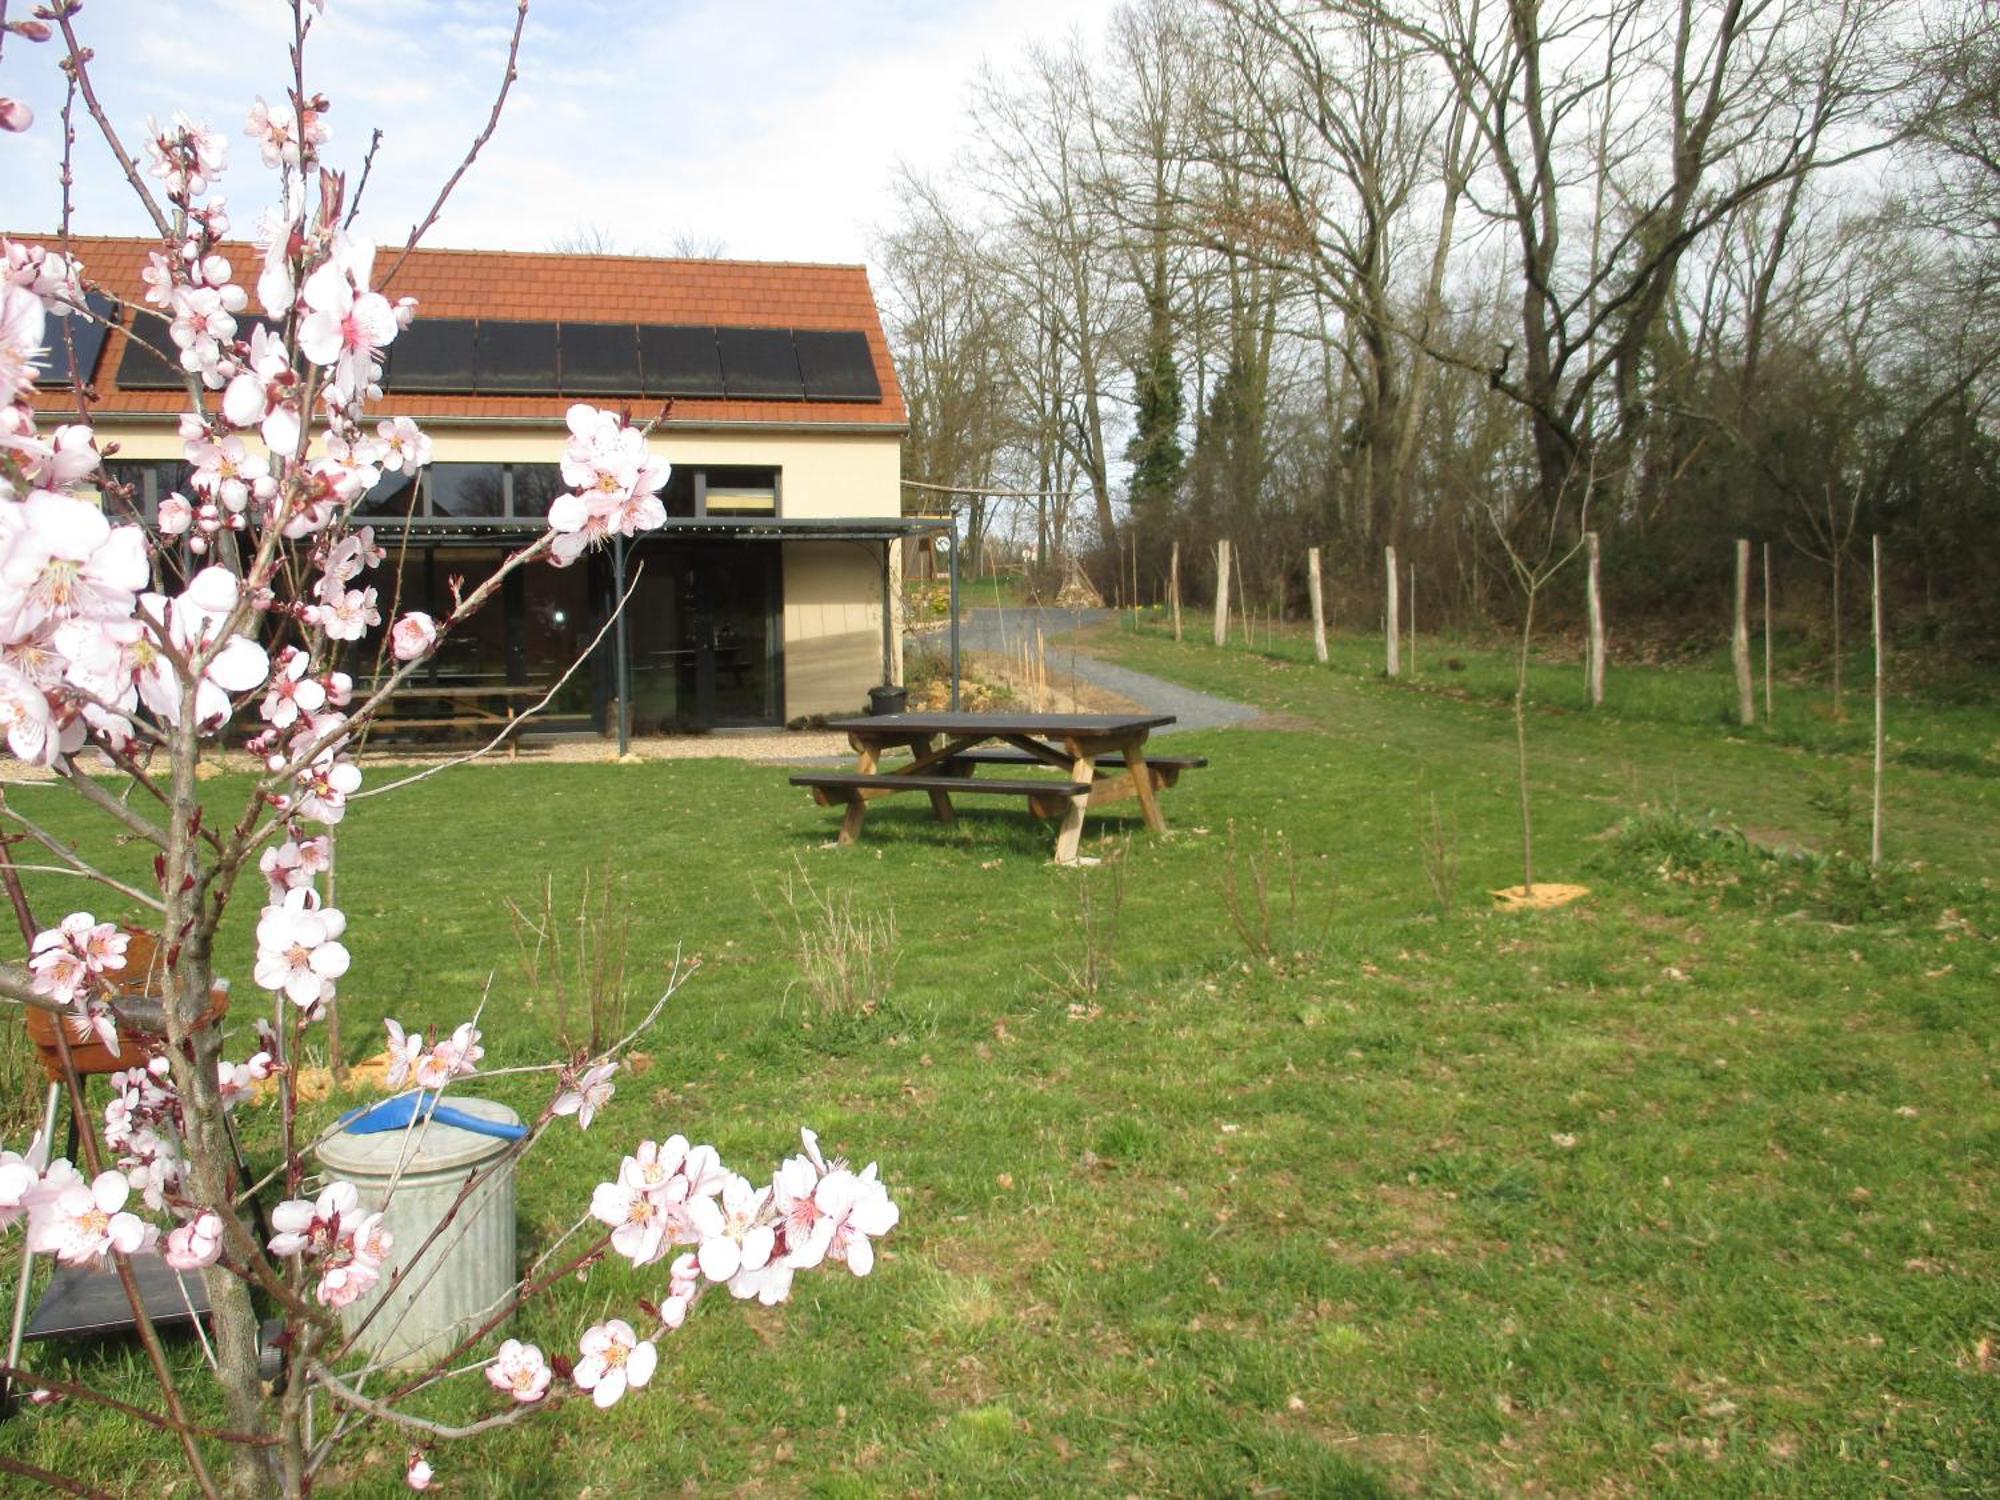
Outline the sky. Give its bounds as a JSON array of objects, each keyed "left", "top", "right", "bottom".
[{"left": 3, "top": 0, "right": 1119, "bottom": 267}]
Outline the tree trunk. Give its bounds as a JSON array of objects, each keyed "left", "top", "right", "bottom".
[
  {"left": 1170, "top": 541, "right": 1182, "bottom": 642},
  {"left": 1585, "top": 530, "right": 1605, "bottom": 707},
  {"left": 1384, "top": 545, "right": 1400, "bottom": 678},
  {"left": 1213, "top": 540, "right": 1231, "bottom": 648},
  {"left": 165, "top": 718, "right": 281, "bottom": 1497},
  {"left": 1307, "top": 547, "right": 1328, "bottom": 664},
  {"left": 1733, "top": 539, "right": 1755, "bottom": 726},
  {"left": 1830, "top": 550, "right": 1844, "bottom": 722}
]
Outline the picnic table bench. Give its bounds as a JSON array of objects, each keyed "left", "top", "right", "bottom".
[
  {"left": 794, "top": 711, "right": 1196, "bottom": 864},
  {"left": 365, "top": 684, "right": 544, "bottom": 757}
]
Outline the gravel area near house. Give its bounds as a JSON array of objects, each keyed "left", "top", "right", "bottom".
[{"left": 952, "top": 606, "right": 1259, "bottom": 734}]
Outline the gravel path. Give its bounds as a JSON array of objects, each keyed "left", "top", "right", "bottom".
[{"left": 954, "top": 606, "right": 1257, "bottom": 735}]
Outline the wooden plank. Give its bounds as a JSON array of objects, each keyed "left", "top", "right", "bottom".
[
  {"left": 1053, "top": 738, "right": 1096, "bottom": 865},
  {"left": 824, "top": 711, "right": 1176, "bottom": 737},
  {"left": 1123, "top": 736, "right": 1169, "bottom": 834}
]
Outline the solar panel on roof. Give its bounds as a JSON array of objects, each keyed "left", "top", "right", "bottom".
[
  {"left": 716, "top": 327, "right": 805, "bottom": 399},
  {"left": 114, "top": 312, "right": 183, "bottom": 390},
  {"left": 639, "top": 325, "right": 723, "bottom": 398},
  {"left": 474, "top": 320, "right": 558, "bottom": 394},
  {"left": 558, "top": 323, "right": 642, "bottom": 395},
  {"left": 34, "top": 291, "right": 119, "bottom": 389},
  {"left": 792, "top": 330, "right": 881, "bottom": 402},
  {"left": 384, "top": 318, "right": 477, "bottom": 392}
]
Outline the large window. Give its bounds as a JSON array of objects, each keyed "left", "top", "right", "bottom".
[
  {"left": 100, "top": 460, "right": 187, "bottom": 524},
  {"left": 357, "top": 463, "right": 563, "bottom": 523},
  {"left": 661, "top": 465, "right": 780, "bottom": 520}
]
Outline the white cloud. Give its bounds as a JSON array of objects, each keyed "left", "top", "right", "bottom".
[{"left": 3, "top": 0, "right": 1118, "bottom": 268}]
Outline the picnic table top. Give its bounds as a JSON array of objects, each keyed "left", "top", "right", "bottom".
[
  {"left": 374, "top": 683, "right": 545, "bottom": 698},
  {"left": 823, "top": 710, "right": 1177, "bottom": 738}
]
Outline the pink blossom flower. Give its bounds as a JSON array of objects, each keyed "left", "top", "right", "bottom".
[
  {"left": 484, "top": 1339, "right": 552, "bottom": 1403},
  {"left": 0, "top": 1135, "right": 49, "bottom": 1230},
  {"left": 307, "top": 582, "right": 380, "bottom": 642},
  {"left": 221, "top": 323, "right": 300, "bottom": 454},
  {"left": 807, "top": 1162, "right": 899, "bottom": 1276},
  {"left": 164, "top": 1210, "right": 224, "bottom": 1271},
  {"left": 0, "top": 282, "right": 45, "bottom": 400},
  {"left": 551, "top": 1061, "right": 615, "bottom": 1130},
  {"left": 413, "top": 1022, "right": 482, "bottom": 1091},
  {"left": 168, "top": 285, "right": 237, "bottom": 383},
  {"left": 298, "top": 236, "right": 397, "bottom": 397},
  {"left": 186, "top": 434, "right": 273, "bottom": 514},
  {"left": 253, "top": 889, "right": 350, "bottom": 1007},
  {"left": 573, "top": 1319, "right": 655, "bottom": 1409},
  {"left": 143, "top": 113, "right": 228, "bottom": 198},
  {"left": 690, "top": 1173, "right": 775, "bottom": 1284},
  {"left": 350, "top": 1211, "right": 392, "bottom": 1267},
  {"left": 157, "top": 491, "right": 194, "bottom": 536},
  {"left": 268, "top": 1179, "right": 359, "bottom": 1259},
  {"left": 29, "top": 913, "right": 127, "bottom": 1005},
  {"left": 0, "top": 98, "right": 33, "bottom": 135},
  {"left": 589, "top": 1176, "right": 673, "bottom": 1267},
  {"left": 391, "top": 612, "right": 437, "bottom": 662},
  {"left": 315, "top": 1251, "right": 379, "bottom": 1309},
  {"left": 260, "top": 647, "right": 328, "bottom": 730},
  {"left": 26, "top": 1169, "right": 153, "bottom": 1266},
  {"left": 132, "top": 567, "right": 272, "bottom": 728},
  {"left": 216, "top": 1051, "right": 272, "bottom": 1109},
  {"left": 382, "top": 1018, "right": 423, "bottom": 1090},
  {"left": 377, "top": 416, "right": 431, "bottom": 473},
  {"left": 406, "top": 1453, "right": 433, "bottom": 1491},
  {"left": 290, "top": 751, "right": 362, "bottom": 825},
  {"left": 0, "top": 663, "right": 78, "bottom": 766},
  {"left": 0, "top": 491, "right": 150, "bottom": 642}
]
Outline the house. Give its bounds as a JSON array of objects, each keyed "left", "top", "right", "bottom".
[{"left": 23, "top": 235, "right": 938, "bottom": 734}]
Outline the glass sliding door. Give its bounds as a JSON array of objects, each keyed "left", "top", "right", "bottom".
[
  {"left": 698, "top": 542, "right": 781, "bottom": 727},
  {"left": 622, "top": 541, "right": 781, "bottom": 730}
]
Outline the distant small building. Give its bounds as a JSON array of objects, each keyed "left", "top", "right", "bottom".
[{"left": 24, "top": 235, "right": 936, "bottom": 732}]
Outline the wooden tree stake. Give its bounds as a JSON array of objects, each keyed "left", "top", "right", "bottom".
[
  {"left": 1384, "top": 545, "right": 1401, "bottom": 678},
  {"left": 1585, "top": 530, "right": 1605, "bottom": 707},
  {"left": 1170, "top": 540, "right": 1182, "bottom": 642},
  {"left": 1408, "top": 561, "right": 1417, "bottom": 678},
  {"left": 1733, "top": 538, "right": 1754, "bottom": 726},
  {"left": 1762, "top": 541, "right": 1773, "bottom": 720},
  {"left": 1213, "top": 539, "right": 1231, "bottom": 648},
  {"left": 1872, "top": 534, "right": 1884, "bottom": 866},
  {"left": 1307, "top": 546, "right": 1328, "bottom": 663}
]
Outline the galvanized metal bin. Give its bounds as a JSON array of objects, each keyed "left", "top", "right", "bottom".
[{"left": 316, "top": 1096, "right": 519, "bottom": 1371}]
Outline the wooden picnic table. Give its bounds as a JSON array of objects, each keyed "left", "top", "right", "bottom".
[
  {"left": 795, "top": 711, "right": 1203, "bottom": 864},
  {"left": 367, "top": 683, "right": 546, "bottom": 757}
]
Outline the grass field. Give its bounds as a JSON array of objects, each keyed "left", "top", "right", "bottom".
[{"left": 1, "top": 624, "right": 1994, "bottom": 1496}]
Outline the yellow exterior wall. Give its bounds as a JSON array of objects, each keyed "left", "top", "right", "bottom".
[{"left": 782, "top": 541, "right": 887, "bottom": 718}]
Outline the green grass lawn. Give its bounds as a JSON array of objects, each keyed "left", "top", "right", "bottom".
[{"left": 2, "top": 628, "right": 1994, "bottom": 1496}]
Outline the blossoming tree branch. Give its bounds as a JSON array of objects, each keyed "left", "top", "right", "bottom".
[{"left": 0, "top": 3, "right": 898, "bottom": 1495}]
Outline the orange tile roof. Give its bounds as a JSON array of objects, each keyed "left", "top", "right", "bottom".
[{"left": 17, "top": 234, "right": 907, "bottom": 430}]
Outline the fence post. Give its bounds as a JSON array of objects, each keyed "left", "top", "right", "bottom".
[
  {"left": 1384, "top": 545, "right": 1401, "bottom": 678},
  {"left": 1307, "top": 546, "right": 1328, "bottom": 663},
  {"left": 1871, "top": 535, "right": 1885, "bottom": 866},
  {"left": 1733, "top": 538, "right": 1755, "bottom": 726},
  {"left": 1585, "top": 530, "right": 1604, "bottom": 707},
  {"left": 1213, "top": 539, "right": 1231, "bottom": 648}
]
